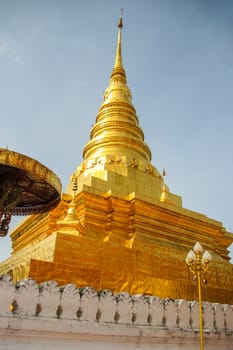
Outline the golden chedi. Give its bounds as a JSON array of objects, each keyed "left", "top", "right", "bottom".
[{"left": 0, "top": 17, "right": 232, "bottom": 304}]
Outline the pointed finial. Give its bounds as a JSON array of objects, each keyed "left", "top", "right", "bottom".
[
  {"left": 160, "top": 167, "right": 169, "bottom": 203},
  {"left": 162, "top": 167, "right": 166, "bottom": 177},
  {"left": 113, "top": 10, "right": 125, "bottom": 72},
  {"left": 118, "top": 9, "right": 123, "bottom": 28}
]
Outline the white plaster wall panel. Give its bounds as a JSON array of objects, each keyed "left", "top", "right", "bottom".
[
  {"left": 131, "top": 294, "right": 149, "bottom": 325},
  {"left": 164, "top": 299, "right": 177, "bottom": 328},
  {"left": 189, "top": 301, "right": 199, "bottom": 329},
  {"left": 213, "top": 303, "right": 225, "bottom": 331},
  {"left": 60, "top": 283, "right": 81, "bottom": 319},
  {"left": 225, "top": 304, "right": 233, "bottom": 330},
  {"left": 79, "top": 286, "right": 98, "bottom": 321},
  {"left": 203, "top": 302, "right": 214, "bottom": 331},
  {"left": 177, "top": 299, "right": 191, "bottom": 329},
  {"left": 15, "top": 278, "right": 39, "bottom": 316},
  {"left": 0, "top": 274, "right": 15, "bottom": 314},
  {"left": 115, "top": 292, "right": 133, "bottom": 324},
  {"left": 38, "top": 280, "right": 61, "bottom": 318},
  {"left": 98, "top": 290, "right": 116, "bottom": 322},
  {"left": 147, "top": 296, "right": 164, "bottom": 326}
]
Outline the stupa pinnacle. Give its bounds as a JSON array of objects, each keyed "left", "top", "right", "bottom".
[
  {"left": 82, "top": 16, "right": 151, "bottom": 163},
  {"left": 111, "top": 14, "right": 125, "bottom": 85}
]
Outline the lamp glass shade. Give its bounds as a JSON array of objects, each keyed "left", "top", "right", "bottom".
[
  {"left": 201, "top": 250, "right": 212, "bottom": 264},
  {"left": 193, "top": 241, "right": 203, "bottom": 253},
  {"left": 185, "top": 250, "right": 196, "bottom": 264}
]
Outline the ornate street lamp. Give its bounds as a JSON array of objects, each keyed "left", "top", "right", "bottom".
[
  {"left": 185, "top": 242, "right": 212, "bottom": 350},
  {"left": 0, "top": 148, "right": 62, "bottom": 237}
]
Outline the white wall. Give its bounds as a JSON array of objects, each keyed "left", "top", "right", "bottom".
[{"left": 0, "top": 275, "right": 232, "bottom": 349}]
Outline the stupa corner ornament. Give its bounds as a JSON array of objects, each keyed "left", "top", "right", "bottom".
[{"left": 57, "top": 175, "right": 84, "bottom": 236}]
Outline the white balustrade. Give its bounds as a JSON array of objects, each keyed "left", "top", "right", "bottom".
[{"left": 0, "top": 274, "right": 232, "bottom": 332}]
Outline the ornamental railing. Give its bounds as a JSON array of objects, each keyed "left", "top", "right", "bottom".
[{"left": 0, "top": 274, "right": 232, "bottom": 331}]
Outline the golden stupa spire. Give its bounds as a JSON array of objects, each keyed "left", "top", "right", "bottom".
[
  {"left": 112, "top": 11, "right": 125, "bottom": 81},
  {"left": 82, "top": 14, "right": 151, "bottom": 162}
]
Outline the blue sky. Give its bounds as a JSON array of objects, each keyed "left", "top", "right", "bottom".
[{"left": 0, "top": 0, "right": 233, "bottom": 261}]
